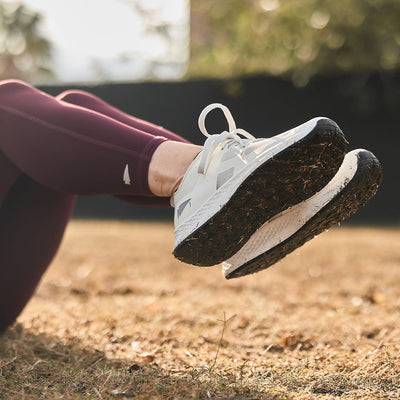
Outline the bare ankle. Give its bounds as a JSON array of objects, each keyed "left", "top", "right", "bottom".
[{"left": 148, "top": 141, "right": 202, "bottom": 197}]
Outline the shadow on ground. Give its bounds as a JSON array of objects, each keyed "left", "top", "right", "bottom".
[{"left": 0, "top": 325, "right": 276, "bottom": 400}]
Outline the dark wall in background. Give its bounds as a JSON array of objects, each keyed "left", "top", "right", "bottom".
[{"left": 41, "top": 72, "right": 399, "bottom": 224}]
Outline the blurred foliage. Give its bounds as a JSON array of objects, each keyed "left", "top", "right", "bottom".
[
  {"left": 0, "top": 2, "right": 53, "bottom": 81},
  {"left": 189, "top": 0, "right": 400, "bottom": 85},
  {"left": 121, "top": 0, "right": 189, "bottom": 80}
]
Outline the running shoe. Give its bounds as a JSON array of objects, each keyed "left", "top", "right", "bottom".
[
  {"left": 222, "top": 149, "right": 382, "bottom": 279},
  {"left": 172, "top": 103, "right": 347, "bottom": 266}
]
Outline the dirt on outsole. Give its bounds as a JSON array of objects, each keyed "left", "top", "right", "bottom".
[{"left": 1, "top": 221, "right": 400, "bottom": 399}]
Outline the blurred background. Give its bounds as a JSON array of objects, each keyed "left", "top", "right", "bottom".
[{"left": 0, "top": 0, "right": 397, "bottom": 223}]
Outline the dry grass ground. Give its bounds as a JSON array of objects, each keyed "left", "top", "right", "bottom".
[{"left": 1, "top": 221, "right": 400, "bottom": 399}]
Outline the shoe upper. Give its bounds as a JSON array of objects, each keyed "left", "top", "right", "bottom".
[{"left": 171, "top": 103, "right": 278, "bottom": 230}]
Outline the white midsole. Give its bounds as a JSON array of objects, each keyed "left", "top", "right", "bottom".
[
  {"left": 174, "top": 117, "right": 326, "bottom": 249},
  {"left": 222, "top": 149, "right": 361, "bottom": 276}
]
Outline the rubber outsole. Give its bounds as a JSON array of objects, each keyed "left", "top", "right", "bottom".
[
  {"left": 225, "top": 150, "right": 382, "bottom": 279},
  {"left": 173, "top": 119, "right": 348, "bottom": 266}
]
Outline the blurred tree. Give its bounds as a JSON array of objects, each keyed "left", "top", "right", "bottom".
[
  {"left": 190, "top": 0, "right": 400, "bottom": 85},
  {"left": 0, "top": 2, "right": 53, "bottom": 81},
  {"left": 119, "top": 0, "right": 189, "bottom": 79}
]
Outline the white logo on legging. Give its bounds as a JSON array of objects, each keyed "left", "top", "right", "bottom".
[{"left": 123, "top": 164, "right": 131, "bottom": 185}]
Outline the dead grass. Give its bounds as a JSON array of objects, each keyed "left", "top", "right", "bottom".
[{"left": 1, "top": 221, "right": 400, "bottom": 399}]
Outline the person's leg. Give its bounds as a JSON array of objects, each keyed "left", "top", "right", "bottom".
[
  {"left": 56, "top": 89, "right": 190, "bottom": 143},
  {"left": 0, "top": 80, "right": 201, "bottom": 200},
  {"left": 0, "top": 151, "right": 21, "bottom": 205},
  {"left": 0, "top": 80, "right": 200, "bottom": 330},
  {"left": 56, "top": 89, "right": 194, "bottom": 205},
  {"left": 0, "top": 175, "right": 76, "bottom": 331}
]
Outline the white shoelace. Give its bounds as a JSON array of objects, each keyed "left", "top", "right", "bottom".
[{"left": 197, "top": 103, "right": 255, "bottom": 174}]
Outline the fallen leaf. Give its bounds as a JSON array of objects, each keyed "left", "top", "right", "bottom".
[
  {"left": 281, "top": 335, "right": 298, "bottom": 348},
  {"left": 136, "top": 353, "right": 155, "bottom": 362}
]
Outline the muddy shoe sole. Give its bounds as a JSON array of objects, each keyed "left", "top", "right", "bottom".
[
  {"left": 173, "top": 118, "right": 347, "bottom": 266},
  {"left": 223, "top": 149, "right": 382, "bottom": 279}
]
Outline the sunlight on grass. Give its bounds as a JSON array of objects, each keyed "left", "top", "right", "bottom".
[{"left": 1, "top": 221, "right": 400, "bottom": 399}]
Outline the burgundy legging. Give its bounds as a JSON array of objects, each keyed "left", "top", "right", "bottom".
[{"left": 0, "top": 80, "right": 189, "bottom": 330}]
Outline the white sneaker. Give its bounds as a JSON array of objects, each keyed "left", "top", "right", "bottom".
[
  {"left": 172, "top": 103, "right": 347, "bottom": 266},
  {"left": 222, "top": 149, "right": 382, "bottom": 279}
]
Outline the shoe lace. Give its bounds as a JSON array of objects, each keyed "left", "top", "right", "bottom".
[{"left": 197, "top": 103, "right": 255, "bottom": 174}]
